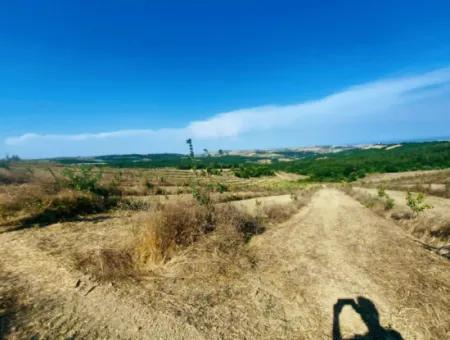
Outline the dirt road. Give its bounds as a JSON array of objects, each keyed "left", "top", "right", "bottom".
[
  {"left": 1, "top": 188, "right": 449, "bottom": 339},
  {"left": 248, "top": 188, "right": 449, "bottom": 339}
]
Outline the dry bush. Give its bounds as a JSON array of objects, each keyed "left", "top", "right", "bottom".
[
  {"left": 25, "top": 190, "right": 116, "bottom": 225},
  {"left": 260, "top": 187, "right": 318, "bottom": 224},
  {"left": 262, "top": 204, "right": 297, "bottom": 223},
  {"left": 71, "top": 201, "right": 262, "bottom": 283},
  {"left": 73, "top": 248, "right": 136, "bottom": 282},
  {"left": 134, "top": 201, "right": 214, "bottom": 265},
  {"left": 214, "top": 204, "right": 264, "bottom": 242},
  {"left": 215, "top": 192, "right": 268, "bottom": 203},
  {"left": 340, "top": 186, "right": 386, "bottom": 216},
  {"left": 430, "top": 222, "right": 450, "bottom": 239},
  {"left": 134, "top": 201, "right": 262, "bottom": 267},
  {"left": 0, "top": 168, "right": 29, "bottom": 185},
  {"left": 0, "top": 187, "right": 117, "bottom": 227},
  {"left": 391, "top": 211, "right": 414, "bottom": 221},
  {"left": 117, "top": 198, "right": 151, "bottom": 211},
  {"left": 0, "top": 184, "right": 48, "bottom": 220}
]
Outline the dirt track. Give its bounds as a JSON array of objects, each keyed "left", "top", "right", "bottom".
[{"left": 1, "top": 188, "right": 449, "bottom": 339}]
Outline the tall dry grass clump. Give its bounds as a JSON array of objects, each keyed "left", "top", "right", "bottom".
[
  {"left": 134, "top": 201, "right": 214, "bottom": 264},
  {"left": 134, "top": 200, "right": 262, "bottom": 268},
  {"left": 72, "top": 200, "right": 263, "bottom": 282}
]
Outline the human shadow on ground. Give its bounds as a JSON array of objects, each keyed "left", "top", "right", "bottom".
[{"left": 332, "top": 297, "right": 403, "bottom": 340}]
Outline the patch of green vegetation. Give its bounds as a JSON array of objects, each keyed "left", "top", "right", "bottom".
[
  {"left": 231, "top": 165, "right": 275, "bottom": 178},
  {"left": 406, "top": 191, "right": 432, "bottom": 217},
  {"left": 63, "top": 166, "right": 103, "bottom": 193},
  {"left": 51, "top": 141, "right": 450, "bottom": 183},
  {"left": 272, "top": 142, "right": 450, "bottom": 182}
]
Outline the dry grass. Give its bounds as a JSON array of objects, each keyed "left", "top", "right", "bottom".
[
  {"left": 134, "top": 201, "right": 215, "bottom": 265},
  {"left": 359, "top": 169, "right": 450, "bottom": 198},
  {"left": 0, "top": 184, "right": 50, "bottom": 220},
  {"left": 0, "top": 168, "right": 30, "bottom": 185},
  {"left": 262, "top": 203, "right": 297, "bottom": 223},
  {"left": 73, "top": 200, "right": 263, "bottom": 282},
  {"left": 73, "top": 248, "right": 136, "bottom": 282},
  {"left": 340, "top": 185, "right": 387, "bottom": 216},
  {"left": 0, "top": 186, "right": 117, "bottom": 228},
  {"left": 72, "top": 187, "right": 319, "bottom": 283},
  {"left": 342, "top": 185, "right": 450, "bottom": 256}
]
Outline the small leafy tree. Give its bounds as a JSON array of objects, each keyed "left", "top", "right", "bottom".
[
  {"left": 63, "top": 166, "right": 103, "bottom": 193},
  {"left": 406, "top": 191, "right": 432, "bottom": 217}
]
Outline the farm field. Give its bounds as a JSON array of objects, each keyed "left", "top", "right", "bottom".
[{"left": 0, "top": 162, "right": 449, "bottom": 339}]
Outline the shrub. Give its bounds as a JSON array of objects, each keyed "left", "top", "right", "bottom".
[
  {"left": 145, "top": 178, "right": 154, "bottom": 190},
  {"left": 262, "top": 204, "right": 297, "bottom": 223},
  {"left": 0, "top": 184, "right": 46, "bottom": 220},
  {"left": 191, "top": 185, "right": 211, "bottom": 206},
  {"left": 134, "top": 201, "right": 263, "bottom": 266},
  {"left": 63, "top": 166, "right": 102, "bottom": 193},
  {"left": 206, "top": 167, "right": 221, "bottom": 176},
  {"left": 21, "top": 190, "right": 117, "bottom": 226},
  {"left": 384, "top": 196, "right": 395, "bottom": 210},
  {"left": 0, "top": 184, "right": 117, "bottom": 227},
  {"left": 406, "top": 191, "right": 432, "bottom": 217},
  {"left": 73, "top": 248, "right": 135, "bottom": 282},
  {"left": 377, "top": 185, "right": 386, "bottom": 198},
  {"left": 0, "top": 168, "right": 29, "bottom": 185},
  {"left": 391, "top": 211, "right": 414, "bottom": 220},
  {"left": 232, "top": 165, "right": 275, "bottom": 178},
  {"left": 134, "top": 201, "right": 214, "bottom": 264},
  {"left": 117, "top": 198, "right": 151, "bottom": 211},
  {"left": 216, "top": 183, "right": 229, "bottom": 193}
]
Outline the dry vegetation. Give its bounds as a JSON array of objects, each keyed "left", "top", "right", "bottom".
[
  {"left": 341, "top": 183, "right": 450, "bottom": 258},
  {"left": 72, "top": 194, "right": 314, "bottom": 282},
  {"left": 0, "top": 169, "right": 118, "bottom": 230},
  {"left": 359, "top": 169, "right": 450, "bottom": 198},
  {"left": 1, "top": 163, "right": 449, "bottom": 339}
]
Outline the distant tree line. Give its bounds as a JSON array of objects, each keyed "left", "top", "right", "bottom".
[{"left": 52, "top": 142, "right": 450, "bottom": 182}]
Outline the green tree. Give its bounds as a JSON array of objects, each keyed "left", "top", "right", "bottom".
[
  {"left": 186, "top": 138, "right": 194, "bottom": 158},
  {"left": 406, "top": 191, "right": 432, "bottom": 217}
]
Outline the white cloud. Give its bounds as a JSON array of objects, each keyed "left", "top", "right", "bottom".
[
  {"left": 186, "top": 67, "right": 450, "bottom": 138},
  {"left": 5, "top": 129, "right": 182, "bottom": 145},
  {"left": 4, "top": 67, "right": 450, "bottom": 157}
]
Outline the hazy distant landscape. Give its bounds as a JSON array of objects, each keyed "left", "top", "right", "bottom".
[{"left": 48, "top": 141, "right": 450, "bottom": 181}]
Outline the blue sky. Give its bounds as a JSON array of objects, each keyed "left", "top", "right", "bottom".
[{"left": 1, "top": 1, "right": 450, "bottom": 158}]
